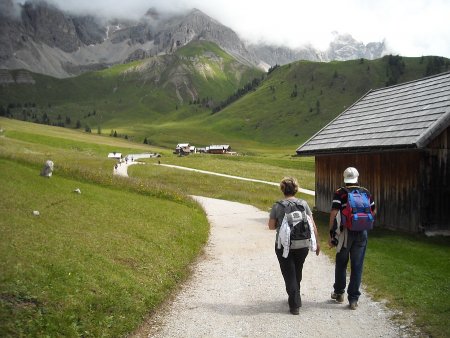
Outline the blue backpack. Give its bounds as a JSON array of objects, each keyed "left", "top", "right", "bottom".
[{"left": 341, "top": 187, "right": 374, "bottom": 231}]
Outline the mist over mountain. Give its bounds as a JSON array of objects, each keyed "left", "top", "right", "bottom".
[
  {"left": 246, "top": 33, "right": 387, "bottom": 65},
  {"left": 0, "top": 0, "right": 388, "bottom": 78}
]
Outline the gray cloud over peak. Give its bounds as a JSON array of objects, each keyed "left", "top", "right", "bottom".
[
  {"left": 9, "top": 0, "right": 450, "bottom": 58},
  {"left": 11, "top": 0, "right": 191, "bottom": 20},
  {"left": 1, "top": 0, "right": 22, "bottom": 18}
]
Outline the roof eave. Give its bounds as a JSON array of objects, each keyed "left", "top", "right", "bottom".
[
  {"left": 415, "top": 111, "right": 450, "bottom": 148},
  {"left": 296, "top": 144, "right": 420, "bottom": 156}
]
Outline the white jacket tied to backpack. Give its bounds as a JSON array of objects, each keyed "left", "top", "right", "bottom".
[
  {"left": 277, "top": 214, "right": 316, "bottom": 258},
  {"left": 277, "top": 213, "right": 291, "bottom": 258},
  {"left": 308, "top": 215, "right": 317, "bottom": 252}
]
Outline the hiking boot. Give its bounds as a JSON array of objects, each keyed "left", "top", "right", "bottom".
[
  {"left": 349, "top": 301, "right": 358, "bottom": 310},
  {"left": 290, "top": 307, "right": 299, "bottom": 315},
  {"left": 331, "top": 292, "right": 344, "bottom": 303}
]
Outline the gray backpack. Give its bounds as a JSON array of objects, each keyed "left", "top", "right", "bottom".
[{"left": 278, "top": 200, "right": 311, "bottom": 249}]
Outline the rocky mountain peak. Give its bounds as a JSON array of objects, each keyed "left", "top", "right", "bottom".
[
  {"left": 145, "top": 8, "right": 160, "bottom": 20},
  {"left": 20, "top": 1, "right": 80, "bottom": 53},
  {"left": 249, "top": 32, "right": 388, "bottom": 66},
  {"left": 324, "top": 32, "right": 386, "bottom": 61},
  {"left": 0, "top": 1, "right": 388, "bottom": 78}
]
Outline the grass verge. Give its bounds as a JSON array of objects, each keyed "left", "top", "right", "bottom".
[{"left": 0, "top": 159, "right": 208, "bottom": 336}]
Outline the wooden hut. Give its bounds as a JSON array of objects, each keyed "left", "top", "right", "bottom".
[
  {"left": 107, "top": 152, "right": 121, "bottom": 159},
  {"left": 208, "top": 145, "right": 231, "bottom": 154},
  {"left": 174, "top": 143, "right": 191, "bottom": 155},
  {"left": 296, "top": 72, "right": 450, "bottom": 233}
]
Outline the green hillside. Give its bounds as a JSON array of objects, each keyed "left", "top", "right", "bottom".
[
  {"left": 1, "top": 50, "right": 448, "bottom": 152},
  {"left": 206, "top": 55, "right": 450, "bottom": 147},
  {"left": 0, "top": 41, "right": 263, "bottom": 146}
]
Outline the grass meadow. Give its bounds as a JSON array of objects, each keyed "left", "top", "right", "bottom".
[
  {"left": 2, "top": 56, "right": 439, "bottom": 154},
  {"left": 364, "top": 229, "right": 449, "bottom": 337},
  {"left": 0, "top": 159, "right": 208, "bottom": 337},
  {"left": 1, "top": 117, "right": 449, "bottom": 337},
  {"left": 0, "top": 119, "right": 210, "bottom": 336}
]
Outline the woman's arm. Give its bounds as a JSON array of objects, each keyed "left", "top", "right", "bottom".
[
  {"left": 311, "top": 217, "right": 321, "bottom": 256},
  {"left": 268, "top": 218, "right": 277, "bottom": 230}
]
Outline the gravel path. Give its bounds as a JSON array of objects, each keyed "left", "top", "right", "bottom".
[
  {"left": 157, "top": 164, "right": 315, "bottom": 196},
  {"left": 134, "top": 196, "right": 402, "bottom": 338},
  {"left": 113, "top": 160, "right": 140, "bottom": 177}
]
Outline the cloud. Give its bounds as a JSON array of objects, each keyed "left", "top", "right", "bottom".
[
  {"left": 12, "top": 0, "right": 191, "bottom": 19},
  {"left": 1, "top": 0, "right": 22, "bottom": 18},
  {"left": 11, "top": 0, "right": 450, "bottom": 58}
]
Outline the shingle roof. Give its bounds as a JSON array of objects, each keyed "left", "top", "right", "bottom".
[
  {"left": 296, "top": 72, "right": 450, "bottom": 155},
  {"left": 209, "top": 145, "right": 230, "bottom": 150}
]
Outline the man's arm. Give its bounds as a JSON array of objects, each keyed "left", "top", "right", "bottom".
[
  {"left": 328, "top": 209, "right": 339, "bottom": 247},
  {"left": 329, "top": 209, "right": 339, "bottom": 230},
  {"left": 370, "top": 194, "right": 377, "bottom": 216}
]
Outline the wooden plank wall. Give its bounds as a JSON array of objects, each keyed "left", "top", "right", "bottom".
[
  {"left": 315, "top": 151, "right": 423, "bottom": 232},
  {"left": 424, "top": 127, "right": 450, "bottom": 229}
]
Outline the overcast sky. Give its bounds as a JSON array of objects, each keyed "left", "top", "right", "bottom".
[{"left": 14, "top": 0, "right": 450, "bottom": 58}]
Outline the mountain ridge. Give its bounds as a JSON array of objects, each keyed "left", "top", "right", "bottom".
[
  {"left": 1, "top": 51, "right": 448, "bottom": 151},
  {"left": 0, "top": 0, "right": 388, "bottom": 78}
]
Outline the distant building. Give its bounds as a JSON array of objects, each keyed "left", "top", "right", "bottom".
[
  {"left": 108, "top": 152, "right": 121, "bottom": 159},
  {"left": 174, "top": 143, "right": 191, "bottom": 155},
  {"left": 208, "top": 145, "right": 231, "bottom": 154},
  {"left": 296, "top": 72, "right": 450, "bottom": 233},
  {"left": 127, "top": 153, "right": 161, "bottom": 159},
  {"left": 174, "top": 144, "right": 233, "bottom": 155}
]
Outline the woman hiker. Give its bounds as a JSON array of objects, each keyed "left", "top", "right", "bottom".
[{"left": 268, "top": 177, "right": 320, "bottom": 315}]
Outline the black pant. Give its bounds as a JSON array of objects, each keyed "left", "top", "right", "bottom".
[{"left": 275, "top": 245, "right": 309, "bottom": 309}]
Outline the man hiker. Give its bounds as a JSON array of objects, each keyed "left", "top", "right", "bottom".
[{"left": 328, "top": 167, "right": 376, "bottom": 310}]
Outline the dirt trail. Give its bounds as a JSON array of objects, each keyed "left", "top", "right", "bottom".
[
  {"left": 157, "top": 163, "right": 315, "bottom": 196},
  {"left": 113, "top": 161, "right": 140, "bottom": 177},
  {"left": 134, "top": 196, "right": 402, "bottom": 338}
]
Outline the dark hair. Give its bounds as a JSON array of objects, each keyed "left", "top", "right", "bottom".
[{"left": 280, "top": 177, "right": 299, "bottom": 196}]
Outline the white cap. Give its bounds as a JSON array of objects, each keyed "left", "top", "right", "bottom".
[{"left": 343, "top": 167, "right": 359, "bottom": 183}]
